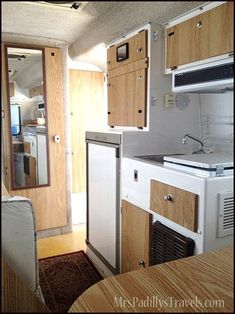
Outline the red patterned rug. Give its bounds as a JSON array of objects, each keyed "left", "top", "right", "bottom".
[{"left": 39, "top": 250, "right": 103, "bottom": 312}]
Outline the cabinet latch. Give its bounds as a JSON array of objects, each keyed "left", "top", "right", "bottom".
[{"left": 216, "top": 165, "right": 224, "bottom": 177}]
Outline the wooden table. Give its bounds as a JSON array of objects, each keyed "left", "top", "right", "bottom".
[{"left": 69, "top": 246, "right": 233, "bottom": 313}]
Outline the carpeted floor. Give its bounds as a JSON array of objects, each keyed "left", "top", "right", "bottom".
[{"left": 39, "top": 250, "right": 103, "bottom": 312}]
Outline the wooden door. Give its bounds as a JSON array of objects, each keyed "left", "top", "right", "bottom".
[
  {"left": 69, "top": 70, "right": 105, "bottom": 193},
  {"left": 150, "top": 180, "right": 198, "bottom": 232},
  {"left": 108, "top": 68, "right": 147, "bottom": 127},
  {"left": 121, "top": 200, "right": 152, "bottom": 273},
  {"left": 2, "top": 46, "right": 68, "bottom": 231}
]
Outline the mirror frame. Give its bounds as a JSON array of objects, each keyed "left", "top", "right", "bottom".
[{"left": 4, "top": 43, "right": 51, "bottom": 190}]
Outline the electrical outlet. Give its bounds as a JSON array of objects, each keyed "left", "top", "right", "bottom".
[{"left": 164, "top": 94, "right": 176, "bottom": 108}]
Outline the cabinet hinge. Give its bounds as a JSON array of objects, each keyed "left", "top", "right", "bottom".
[{"left": 168, "top": 31, "right": 174, "bottom": 37}]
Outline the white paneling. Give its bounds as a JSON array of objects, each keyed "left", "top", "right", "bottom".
[{"left": 199, "top": 93, "right": 234, "bottom": 153}]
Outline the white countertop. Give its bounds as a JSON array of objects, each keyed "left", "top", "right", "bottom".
[{"left": 164, "top": 152, "right": 233, "bottom": 169}]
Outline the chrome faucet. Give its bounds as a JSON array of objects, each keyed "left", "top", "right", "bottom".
[{"left": 182, "top": 134, "right": 205, "bottom": 154}]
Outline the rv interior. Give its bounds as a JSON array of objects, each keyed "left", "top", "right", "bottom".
[{"left": 1, "top": 1, "right": 234, "bottom": 313}]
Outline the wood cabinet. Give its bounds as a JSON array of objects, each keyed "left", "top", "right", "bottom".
[
  {"left": 29, "top": 85, "right": 43, "bottom": 98},
  {"left": 107, "top": 30, "right": 147, "bottom": 71},
  {"left": 25, "top": 156, "right": 36, "bottom": 186},
  {"left": 108, "top": 68, "right": 147, "bottom": 127},
  {"left": 121, "top": 200, "right": 152, "bottom": 273},
  {"left": 166, "top": 2, "right": 234, "bottom": 69},
  {"left": 107, "top": 30, "right": 148, "bottom": 128},
  {"left": 150, "top": 180, "right": 198, "bottom": 232},
  {"left": 9, "top": 82, "right": 14, "bottom": 97}
]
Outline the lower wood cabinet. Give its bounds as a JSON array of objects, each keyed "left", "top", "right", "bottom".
[
  {"left": 150, "top": 179, "right": 198, "bottom": 232},
  {"left": 121, "top": 200, "right": 152, "bottom": 273}
]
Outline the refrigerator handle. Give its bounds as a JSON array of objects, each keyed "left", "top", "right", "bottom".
[{"left": 116, "top": 148, "right": 120, "bottom": 158}]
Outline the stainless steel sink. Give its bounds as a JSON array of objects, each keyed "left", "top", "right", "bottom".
[{"left": 135, "top": 154, "right": 184, "bottom": 163}]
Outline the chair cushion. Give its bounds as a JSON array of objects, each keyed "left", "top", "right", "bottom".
[{"left": 2, "top": 195, "right": 38, "bottom": 293}]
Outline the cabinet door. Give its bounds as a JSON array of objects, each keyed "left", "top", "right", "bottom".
[
  {"left": 199, "top": 2, "right": 234, "bottom": 60},
  {"left": 150, "top": 180, "right": 198, "bottom": 232},
  {"left": 108, "top": 68, "right": 147, "bottom": 127},
  {"left": 121, "top": 200, "right": 152, "bottom": 273},
  {"left": 166, "top": 17, "right": 197, "bottom": 68},
  {"left": 29, "top": 85, "right": 42, "bottom": 98},
  {"left": 9, "top": 82, "right": 14, "bottom": 97},
  {"left": 107, "top": 30, "right": 147, "bottom": 70},
  {"left": 166, "top": 2, "right": 234, "bottom": 68}
]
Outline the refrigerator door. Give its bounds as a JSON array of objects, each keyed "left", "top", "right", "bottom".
[{"left": 87, "top": 141, "right": 120, "bottom": 273}]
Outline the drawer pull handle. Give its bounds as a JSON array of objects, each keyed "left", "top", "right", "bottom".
[
  {"left": 136, "top": 48, "right": 143, "bottom": 53},
  {"left": 164, "top": 194, "right": 173, "bottom": 201},
  {"left": 138, "top": 260, "right": 145, "bottom": 267},
  {"left": 196, "top": 21, "right": 202, "bottom": 29}
]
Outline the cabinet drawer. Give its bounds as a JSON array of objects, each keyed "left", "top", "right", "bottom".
[
  {"left": 150, "top": 180, "right": 198, "bottom": 232},
  {"left": 107, "top": 30, "right": 147, "bottom": 70}
]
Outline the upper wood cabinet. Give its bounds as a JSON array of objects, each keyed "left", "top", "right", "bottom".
[
  {"left": 166, "top": 2, "right": 234, "bottom": 69},
  {"left": 29, "top": 85, "right": 43, "bottom": 98},
  {"left": 150, "top": 180, "right": 198, "bottom": 232},
  {"left": 121, "top": 200, "right": 152, "bottom": 273},
  {"left": 107, "top": 30, "right": 147, "bottom": 71},
  {"left": 9, "top": 82, "right": 14, "bottom": 97},
  {"left": 107, "top": 29, "right": 148, "bottom": 128}
]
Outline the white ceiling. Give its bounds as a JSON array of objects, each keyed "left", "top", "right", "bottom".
[{"left": 2, "top": 1, "right": 208, "bottom": 70}]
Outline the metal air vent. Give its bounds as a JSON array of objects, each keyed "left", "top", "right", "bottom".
[
  {"left": 151, "top": 221, "right": 195, "bottom": 265},
  {"left": 217, "top": 192, "right": 234, "bottom": 238}
]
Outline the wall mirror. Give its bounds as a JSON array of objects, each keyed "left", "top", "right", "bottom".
[{"left": 5, "top": 45, "right": 50, "bottom": 189}]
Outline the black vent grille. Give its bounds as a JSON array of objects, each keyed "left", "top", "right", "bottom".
[{"left": 151, "top": 221, "right": 195, "bottom": 265}]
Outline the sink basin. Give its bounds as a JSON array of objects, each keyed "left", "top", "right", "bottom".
[{"left": 135, "top": 154, "right": 184, "bottom": 163}]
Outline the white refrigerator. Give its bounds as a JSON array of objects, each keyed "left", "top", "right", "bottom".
[{"left": 86, "top": 132, "right": 121, "bottom": 274}]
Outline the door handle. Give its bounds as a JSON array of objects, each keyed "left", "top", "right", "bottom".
[{"left": 53, "top": 135, "right": 61, "bottom": 143}]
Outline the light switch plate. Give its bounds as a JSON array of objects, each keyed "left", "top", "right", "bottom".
[{"left": 164, "top": 94, "right": 176, "bottom": 108}]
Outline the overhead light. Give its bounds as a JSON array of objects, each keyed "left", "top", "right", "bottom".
[
  {"left": 36, "top": 1, "right": 89, "bottom": 11},
  {"left": 8, "top": 53, "right": 28, "bottom": 60}
]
